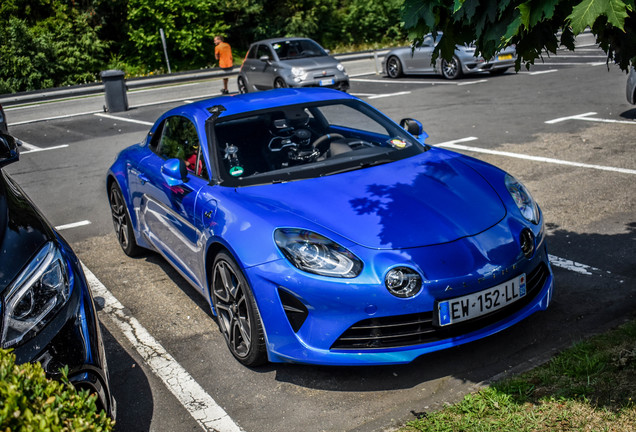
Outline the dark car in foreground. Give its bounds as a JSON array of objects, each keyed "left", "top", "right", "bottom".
[
  {"left": 0, "top": 134, "right": 114, "bottom": 416},
  {"left": 383, "top": 33, "right": 516, "bottom": 80},
  {"left": 237, "top": 37, "right": 349, "bottom": 92},
  {"left": 107, "top": 88, "right": 553, "bottom": 367}
]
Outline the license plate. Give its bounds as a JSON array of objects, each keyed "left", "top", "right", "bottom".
[
  {"left": 319, "top": 78, "right": 335, "bottom": 86},
  {"left": 498, "top": 54, "right": 513, "bottom": 61},
  {"left": 437, "top": 274, "right": 526, "bottom": 327}
]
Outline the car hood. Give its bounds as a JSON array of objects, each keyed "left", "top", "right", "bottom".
[
  {"left": 281, "top": 56, "right": 340, "bottom": 70},
  {"left": 0, "top": 170, "right": 51, "bottom": 293},
  {"left": 236, "top": 151, "right": 506, "bottom": 249}
]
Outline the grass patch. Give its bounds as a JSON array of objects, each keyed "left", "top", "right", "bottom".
[{"left": 402, "top": 320, "right": 636, "bottom": 432}]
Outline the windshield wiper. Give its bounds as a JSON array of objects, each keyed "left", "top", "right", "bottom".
[{"left": 321, "top": 158, "right": 393, "bottom": 176}]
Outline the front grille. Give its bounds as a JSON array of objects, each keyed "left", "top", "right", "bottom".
[{"left": 331, "top": 263, "right": 550, "bottom": 350}]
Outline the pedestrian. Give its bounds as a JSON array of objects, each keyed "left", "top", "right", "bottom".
[{"left": 214, "top": 36, "right": 233, "bottom": 94}]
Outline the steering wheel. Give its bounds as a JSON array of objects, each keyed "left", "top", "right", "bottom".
[{"left": 312, "top": 133, "right": 345, "bottom": 154}]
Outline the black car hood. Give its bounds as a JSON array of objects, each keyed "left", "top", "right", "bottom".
[{"left": 0, "top": 170, "right": 52, "bottom": 293}]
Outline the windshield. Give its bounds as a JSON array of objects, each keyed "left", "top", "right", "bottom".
[
  {"left": 272, "top": 39, "right": 328, "bottom": 60},
  {"left": 211, "top": 99, "right": 428, "bottom": 186}
]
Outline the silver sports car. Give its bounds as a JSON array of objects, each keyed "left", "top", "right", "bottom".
[
  {"left": 238, "top": 37, "right": 350, "bottom": 92},
  {"left": 383, "top": 33, "right": 516, "bottom": 80}
]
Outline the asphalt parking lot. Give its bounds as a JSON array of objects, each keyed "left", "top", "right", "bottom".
[{"left": 2, "top": 37, "right": 635, "bottom": 431}]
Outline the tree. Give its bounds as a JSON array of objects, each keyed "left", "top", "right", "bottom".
[{"left": 401, "top": 0, "right": 636, "bottom": 72}]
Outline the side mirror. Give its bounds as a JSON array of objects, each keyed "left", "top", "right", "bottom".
[
  {"left": 423, "top": 35, "right": 434, "bottom": 47},
  {"left": 259, "top": 55, "right": 271, "bottom": 64},
  {"left": 161, "top": 158, "right": 188, "bottom": 186},
  {"left": 0, "top": 133, "right": 19, "bottom": 168},
  {"left": 400, "top": 118, "right": 428, "bottom": 140}
]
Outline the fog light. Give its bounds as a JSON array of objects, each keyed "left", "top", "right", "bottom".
[
  {"left": 385, "top": 267, "right": 422, "bottom": 298},
  {"left": 520, "top": 229, "right": 535, "bottom": 258}
]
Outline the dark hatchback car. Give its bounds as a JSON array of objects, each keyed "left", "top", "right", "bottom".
[
  {"left": 237, "top": 37, "right": 349, "bottom": 93},
  {"left": 0, "top": 133, "right": 114, "bottom": 417}
]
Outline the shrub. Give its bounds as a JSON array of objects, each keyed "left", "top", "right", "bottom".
[{"left": 0, "top": 348, "right": 113, "bottom": 431}]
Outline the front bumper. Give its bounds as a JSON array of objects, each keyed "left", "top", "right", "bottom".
[
  {"left": 11, "top": 238, "right": 115, "bottom": 418},
  {"left": 246, "top": 222, "right": 553, "bottom": 366},
  {"left": 287, "top": 71, "right": 350, "bottom": 91}
]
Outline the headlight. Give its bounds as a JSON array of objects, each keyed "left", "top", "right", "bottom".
[
  {"left": 291, "top": 67, "right": 307, "bottom": 80},
  {"left": 505, "top": 174, "right": 539, "bottom": 224},
  {"left": 2, "top": 242, "right": 71, "bottom": 348},
  {"left": 275, "top": 228, "right": 362, "bottom": 278},
  {"left": 337, "top": 63, "right": 345, "bottom": 73}
]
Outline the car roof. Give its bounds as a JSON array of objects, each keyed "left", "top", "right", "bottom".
[
  {"left": 250, "top": 37, "right": 319, "bottom": 46},
  {"left": 161, "top": 88, "right": 358, "bottom": 126}
]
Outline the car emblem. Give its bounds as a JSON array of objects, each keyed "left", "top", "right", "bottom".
[
  {"left": 322, "top": 70, "right": 327, "bottom": 76},
  {"left": 445, "top": 285, "right": 452, "bottom": 291}
]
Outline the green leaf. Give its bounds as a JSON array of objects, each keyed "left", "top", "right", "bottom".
[{"left": 568, "top": 0, "right": 629, "bottom": 34}]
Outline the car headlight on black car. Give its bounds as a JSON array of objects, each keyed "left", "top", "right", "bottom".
[
  {"left": 2, "top": 242, "right": 71, "bottom": 348},
  {"left": 275, "top": 228, "right": 362, "bottom": 278},
  {"left": 505, "top": 174, "right": 539, "bottom": 224}
]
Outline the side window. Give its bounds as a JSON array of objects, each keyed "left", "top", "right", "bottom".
[
  {"left": 154, "top": 116, "right": 208, "bottom": 178},
  {"left": 256, "top": 45, "right": 273, "bottom": 61},
  {"left": 246, "top": 44, "right": 258, "bottom": 60},
  {"left": 317, "top": 105, "right": 389, "bottom": 137}
]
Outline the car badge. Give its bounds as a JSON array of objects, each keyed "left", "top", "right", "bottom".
[
  {"left": 322, "top": 70, "right": 327, "bottom": 76},
  {"left": 445, "top": 285, "right": 452, "bottom": 291}
]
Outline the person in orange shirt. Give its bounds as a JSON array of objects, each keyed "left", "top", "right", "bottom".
[{"left": 214, "top": 36, "right": 233, "bottom": 94}]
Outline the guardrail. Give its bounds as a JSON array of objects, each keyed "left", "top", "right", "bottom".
[{"left": 0, "top": 49, "right": 391, "bottom": 107}]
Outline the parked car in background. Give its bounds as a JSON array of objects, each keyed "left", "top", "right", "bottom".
[
  {"left": 383, "top": 33, "right": 516, "bottom": 80},
  {"left": 0, "top": 133, "right": 114, "bottom": 417},
  {"left": 0, "top": 104, "right": 7, "bottom": 134},
  {"left": 626, "top": 66, "right": 636, "bottom": 104},
  {"left": 107, "top": 87, "right": 553, "bottom": 367},
  {"left": 237, "top": 37, "right": 349, "bottom": 92}
]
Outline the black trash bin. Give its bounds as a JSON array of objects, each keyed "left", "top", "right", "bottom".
[{"left": 100, "top": 70, "right": 128, "bottom": 112}]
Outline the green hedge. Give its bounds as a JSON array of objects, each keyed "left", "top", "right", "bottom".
[{"left": 0, "top": 348, "right": 113, "bottom": 431}]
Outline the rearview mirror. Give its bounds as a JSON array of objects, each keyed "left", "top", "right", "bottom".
[
  {"left": 161, "top": 158, "right": 188, "bottom": 186},
  {"left": 259, "top": 55, "right": 271, "bottom": 63},
  {"left": 400, "top": 118, "right": 428, "bottom": 141},
  {"left": 0, "top": 133, "right": 19, "bottom": 168}
]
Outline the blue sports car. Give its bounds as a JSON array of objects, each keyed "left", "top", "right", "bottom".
[{"left": 107, "top": 88, "right": 553, "bottom": 366}]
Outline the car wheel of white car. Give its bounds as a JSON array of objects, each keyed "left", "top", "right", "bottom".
[
  {"left": 211, "top": 252, "right": 267, "bottom": 367},
  {"left": 441, "top": 56, "right": 462, "bottom": 80},
  {"left": 237, "top": 76, "right": 248, "bottom": 93},
  {"left": 386, "top": 56, "right": 403, "bottom": 78}
]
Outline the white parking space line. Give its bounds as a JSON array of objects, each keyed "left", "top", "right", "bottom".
[
  {"left": 55, "top": 220, "right": 91, "bottom": 231},
  {"left": 435, "top": 137, "right": 636, "bottom": 175},
  {"left": 546, "top": 112, "right": 636, "bottom": 125},
  {"left": 368, "top": 91, "right": 412, "bottom": 99},
  {"left": 519, "top": 69, "right": 559, "bottom": 75},
  {"left": 352, "top": 78, "right": 456, "bottom": 85},
  {"left": 458, "top": 79, "right": 488, "bottom": 86},
  {"left": 20, "top": 144, "right": 69, "bottom": 154},
  {"left": 95, "top": 113, "right": 153, "bottom": 126},
  {"left": 548, "top": 255, "right": 604, "bottom": 276},
  {"left": 83, "top": 265, "right": 243, "bottom": 432},
  {"left": 532, "top": 62, "right": 606, "bottom": 66},
  {"left": 10, "top": 111, "right": 102, "bottom": 126}
]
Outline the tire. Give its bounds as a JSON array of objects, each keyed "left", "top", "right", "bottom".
[
  {"left": 441, "top": 55, "right": 462, "bottom": 80},
  {"left": 274, "top": 77, "right": 287, "bottom": 88},
  {"left": 489, "top": 67, "right": 509, "bottom": 76},
  {"left": 237, "top": 76, "right": 248, "bottom": 93},
  {"left": 109, "top": 182, "right": 143, "bottom": 257},
  {"left": 211, "top": 252, "right": 267, "bottom": 367},
  {"left": 386, "top": 56, "right": 403, "bottom": 78}
]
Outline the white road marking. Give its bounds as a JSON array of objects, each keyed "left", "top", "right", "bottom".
[
  {"left": 434, "top": 137, "right": 636, "bottom": 175},
  {"left": 55, "top": 220, "right": 91, "bottom": 231},
  {"left": 548, "top": 255, "right": 603, "bottom": 276},
  {"left": 368, "top": 91, "right": 412, "bottom": 99},
  {"left": 20, "top": 144, "right": 69, "bottom": 154},
  {"left": 458, "top": 79, "right": 488, "bottom": 86},
  {"left": 10, "top": 111, "right": 101, "bottom": 126},
  {"left": 83, "top": 265, "right": 243, "bottom": 432},
  {"left": 519, "top": 69, "right": 559, "bottom": 75},
  {"left": 531, "top": 62, "right": 606, "bottom": 66},
  {"left": 546, "top": 112, "right": 636, "bottom": 125},
  {"left": 95, "top": 113, "right": 153, "bottom": 126},
  {"left": 352, "top": 78, "right": 456, "bottom": 85}
]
